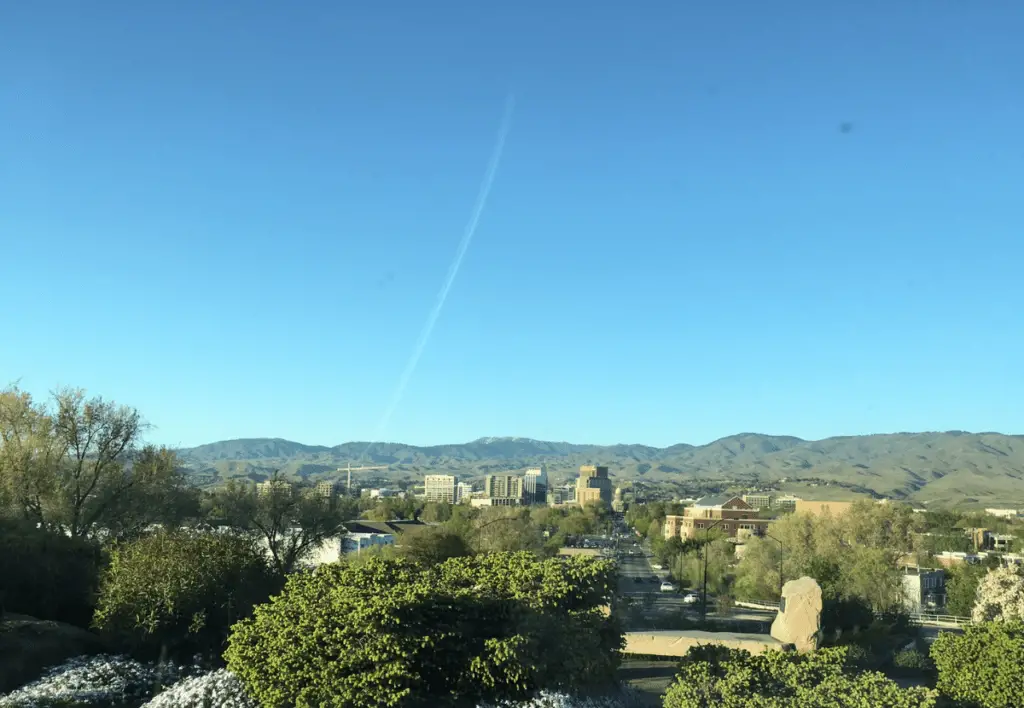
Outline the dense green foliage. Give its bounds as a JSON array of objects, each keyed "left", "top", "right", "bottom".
[
  {"left": 225, "top": 552, "right": 622, "bottom": 708},
  {"left": 731, "top": 501, "right": 917, "bottom": 614},
  {"left": 92, "top": 530, "right": 280, "bottom": 660},
  {"left": 0, "top": 519, "right": 103, "bottom": 626},
  {"left": 662, "top": 645, "right": 936, "bottom": 708},
  {"left": 0, "top": 386, "right": 195, "bottom": 540},
  {"left": 931, "top": 621, "right": 1024, "bottom": 708},
  {"left": 945, "top": 562, "right": 987, "bottom": 617}
]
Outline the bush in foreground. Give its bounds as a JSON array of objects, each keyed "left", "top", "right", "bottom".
[
  {"left": 225, "top": 552, "right": 623, "bottom": 707},
  {"left": 0, "top": 520, "right": 102, "bottom": 627},
  {"left": 662, "top": 645, "right": 936, "bottom": 708},
  {"left": 931, "top": 620, "right": 1024, "bottom": 708},
  {"left": 92, "top": 531, "right": 279, "bottom": 662}
]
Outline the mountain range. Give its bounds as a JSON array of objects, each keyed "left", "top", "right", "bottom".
[{"left": 175, "top": 431, "right": 1024, "bottom": 507}]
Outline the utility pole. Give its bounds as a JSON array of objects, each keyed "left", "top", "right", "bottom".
[{"left": 701, "top": 517, "right": 726, "bottom": 624}]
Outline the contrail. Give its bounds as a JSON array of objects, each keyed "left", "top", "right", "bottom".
[{"left": 361, "top": 94, "right": 516, "bottom": 458}]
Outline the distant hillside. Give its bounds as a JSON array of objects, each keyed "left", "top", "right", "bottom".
[{"left": 175, "top": 432, "right": 1024, "bottom": 507}]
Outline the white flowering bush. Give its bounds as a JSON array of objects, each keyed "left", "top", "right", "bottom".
[
  {"left": 481, "top": 689, "right": 646, "bottom": 708},
  {"left": 972, "top": 565, "right": 1024, "bottom": 622},
  {"left": 0, "top": 655, "right": 188, "bottom": 708},
  {"left": 141, "top": 670, "right": 257, "bottom": 708},
  {"left": 1, "top": 659, "right": 643, "bottom": 708}
]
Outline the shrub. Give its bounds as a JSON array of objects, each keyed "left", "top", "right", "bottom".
[
  {"left": 225, "top": 552, "right": 622, "bottom": 707},
  {"left": 662, "top": 645, "right": 937, "bottom": 708},
  {"left": 0, "top": 519, "right": 102, "bottom": 627},
  {"left": 888, "top": 647, "right": 935, "bottom": 680},
  {"left": 92, "top": 531, "right": 279, "bottom": 662},
  {"left": 931, "top": 620, "right": 1024, "bottom": 708}
]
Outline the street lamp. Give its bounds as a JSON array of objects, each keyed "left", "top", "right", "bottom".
[
  {"left": 701, "top": 517, "right": 726, "bottom": 624},
  {"left": 763, "top": 532, "right": 785, "bottom": 601}
]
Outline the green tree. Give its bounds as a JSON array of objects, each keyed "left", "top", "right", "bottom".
[
  {"left": 419, "top": 501, "right": 452, "bottom": 523},
  {"left": 932, "top": 621, "right": 1024, "bottom": 708},
  {"left": 468, "top": 508, "right": 544, "bottom": 554},
  {"left": 663, "top": 645, "right": 936, "bottom": 708},
  {"left": 733, "top": 535, "right": 784, "bottom": 602},
  {"left": 945, "top": 562, "right": 986, "bottom": 617},
  {"left": 398, "top": 524, "right": 472, "bottom": 566},
  {"left": 212, "top": 473, "right": 349, "bottom": 575},
  {"left": 0, "top": 385, "right": 187, "bottom": 539},
  {"left": 225, "top": 553, "right": 622, "bottom": 708},
  {"left": 93, "top": 530, "right": 279, "bottom": 661}
]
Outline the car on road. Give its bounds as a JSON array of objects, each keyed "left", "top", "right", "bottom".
[
  {"left": 682, "top": 592, "right": 701, "bottom": 604},
  {"left": 633, "top": 577, "right": 644, "bottom": 583},
  {"left": 660, "top": 582, "right": 677, "bottom": 593}
]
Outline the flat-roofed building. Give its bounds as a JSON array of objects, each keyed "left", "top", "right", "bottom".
[
  {"left": 523, "top": 467, "right": 548, "bottom": 504},
  {"left": 485, "top": 474, "right": 524, "bottom": 505},
  {"left": 424, "top": 474, "right": 458, "bottom": 504},
  {"left": 576, "top": 465, "right": 613, "bottom": 506},
  {"left": 742, "top": 493, "right": 775, "bottom": 509}
]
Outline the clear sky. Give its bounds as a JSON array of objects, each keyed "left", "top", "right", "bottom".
[{"left": 2, "top": 1, "right": 1022, "bottom": 449}]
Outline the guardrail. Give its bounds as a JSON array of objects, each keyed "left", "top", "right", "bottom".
[
  {"left": 735, "top": 600, "right": 780, "bottom": 611},
  {"left": 733, "top": 602, "right": 969, "bottom": 627},
  {"left": 906, "top": 612, "right": 970, "bottom": 627}
]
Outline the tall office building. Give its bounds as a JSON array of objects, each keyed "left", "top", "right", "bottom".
[
  {"left": 523, "top": 466, "right": 548, "bottom": 504},
  {"left": 424, "top": 474, "right": 458, "bottom": 504},
  {"left": 575, "top": 465, "right": 613, "bottom": 506},
  {"left": 485, "top": 474, "right": 524, "bottom": 505}
]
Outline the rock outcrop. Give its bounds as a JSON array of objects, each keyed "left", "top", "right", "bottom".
[{"left": 770, "top": 576, "right": 823, "bottom": 652}]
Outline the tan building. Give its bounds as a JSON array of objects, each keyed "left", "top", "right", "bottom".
[
  {"left": 663, "top": 495, "right": 770, "bottom": 541},
  {"left": 257, "top": 479, "right": 293, "bottom": 497},
  {"left": 485, "top": 474, "right": 524, "bottom": 505},
  {"left": 576, "top": 465, "right": 613, "bottom": 506},
  {"left": 424, "top": 474, "right": 458, "bottom": 504},
  {"left": 793, "top": 500, "right": 854, "bottom": 517},
  {"left": 315, "top": 480, "right": 340, "bottom": 499}
]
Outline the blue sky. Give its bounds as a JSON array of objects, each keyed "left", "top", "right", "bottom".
[{"left": 2, "top": 1, "right": 1022, "bottom": 449}]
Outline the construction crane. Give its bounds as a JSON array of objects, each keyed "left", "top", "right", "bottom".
[{"left": 338, "top": 461, "right": 389, "bottom": 495}]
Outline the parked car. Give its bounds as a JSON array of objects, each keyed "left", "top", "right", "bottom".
[
  {"left": 660, "top": 582, "right": 677, "bottom": 593},
  {"left": 682, "top": 592, "right": 701, "bottom": 604},
  {"left": 651, "top": 564, "right": 663, "bottom": 570}
]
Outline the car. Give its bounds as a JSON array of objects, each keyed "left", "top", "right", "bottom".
[
  {"left": 660, "top": 582, "right": 677, "bottom": 593},
  {"left": 651, "top": 564, "right": 663, "bottom": 570},
  {"left": 634, "top": 577, "right": 643, "bottom": 583},
  {"left": 682, "top": 592, "right": 701, "bottom": 604}
]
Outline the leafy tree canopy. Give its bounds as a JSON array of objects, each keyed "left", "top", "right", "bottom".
[{"left": 225, "top": 552, "right": 623, "bottom": 708}]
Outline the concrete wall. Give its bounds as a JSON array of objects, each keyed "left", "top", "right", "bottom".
[{"left": 623, "top": 630, "right": 787, "bottom": 657}]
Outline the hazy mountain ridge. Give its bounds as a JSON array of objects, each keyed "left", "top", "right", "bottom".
[{"left": 176, "top": 432, "right": 1024, "bottom": 506}]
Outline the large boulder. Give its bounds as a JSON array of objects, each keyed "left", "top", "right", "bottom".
[
  {"left": 770, "top": 576, "right": 823, "bottom": 652},
  {"left": 0, "top": 613, "right": 107, "bottom": 693}
]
